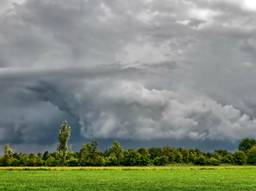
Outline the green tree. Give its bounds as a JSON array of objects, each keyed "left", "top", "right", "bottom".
[
  {"left": 180, "top": 148, "right": 190, "bottom": 163},
  {"left": 57, "top": 121, "right": 71, "bottom": 165},
  {"left": 188, "top": 150, "right": 198, "bottom": 163},
  {"left": 79, "top": 140, "right": 103, "bottom": 166},
  {"left": 239, "top": 138, "right": 256, "bottom": 152},
  {"left": 153, "top": 156, "right": 169, "bottom": 166},
  {"left": 207, "top": 157, "right": 220, "bottom": 166},
  {"left": 137, "top": 148, "right": 150, "bottom": 166},
  {"left": 2, "top": 144, "right": 13, "bottom": 166},
  {"left": 45, "top": 156, "right": 58, "bottom": 166},
  {"left": 4, "top": 144, "right": 13, "bottom": 159},
  {"left": 193, "top": 155, "right": 207, "bottom": 165},
  {"left": 42, "top": 151, "right": 49, "bottom": 161},
  {"left": 25, "top": 154, "right": 44, "bottom": 166},
  {"left": 247, "top": 146, "right": 256, "bottom": 164},
  {"left": 213, "top": 149, "right": 233, "bottom": 164},
  {"left": 106, "top": 142, "right": 124, "bottom": 165},
  {"left": 148, "top": 148, "right": 162, "bottom": 159},
  {"left": 173, "top": 150, "right": 183, "bottom": 163},
  {"left": 18, "top": 153, "right": 29, "bottom": 166},
  {"left": 222, "top": 154, "right": 234, "bottom": 164},
  {"left": 123, "top": 150, "right": 141, "bottom": 166},
  {"left": 162, "top": 146, "right": 174, "bottom": 163},
  {"left": 233, "top": 151, "right": 247, "bottom": 165}
]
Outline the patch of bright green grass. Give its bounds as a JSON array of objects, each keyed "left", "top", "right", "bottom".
[{"left": 0, "top": 166, "right": 256, "bottom": 191}]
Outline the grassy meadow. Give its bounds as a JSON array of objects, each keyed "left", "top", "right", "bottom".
[{"left": 0, "top": 166, "right": 256, "bottom": 191}]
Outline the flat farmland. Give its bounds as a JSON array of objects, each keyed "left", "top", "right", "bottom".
[{"left": 0, "top": 166, "right": 256, "bottom": 191}]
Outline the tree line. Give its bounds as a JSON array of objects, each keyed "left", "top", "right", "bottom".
[{"left": 1, "top": 121, "right": 256, "bottom": 166}]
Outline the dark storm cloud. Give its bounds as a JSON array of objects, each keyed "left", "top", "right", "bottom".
[{"left": 1, "top": 0, "right": 256, "bottom": 152}]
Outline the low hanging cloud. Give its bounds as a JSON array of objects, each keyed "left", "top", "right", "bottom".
[
  {"left": 27, "top": 73, "right": 256, "bottom": 142},
  {"left": 1, "top": 0, "right": 256, "bottom": 151}
]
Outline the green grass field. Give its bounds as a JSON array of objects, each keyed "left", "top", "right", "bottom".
[{"left": 0, "top": 166, "right": 256, "bottom": 191}]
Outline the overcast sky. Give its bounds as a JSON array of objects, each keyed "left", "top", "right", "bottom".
[{"left": 1, "top": 0, "right": 256, "bottom": 152}]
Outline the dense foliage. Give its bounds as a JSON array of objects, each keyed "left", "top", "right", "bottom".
[{"left": 1, "top": 121, "right": 256, "bottom": 166}]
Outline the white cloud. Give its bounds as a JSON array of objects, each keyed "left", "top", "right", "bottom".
[
  {"left": 206, "top": 0, "right": 256, "bottom": 12},
  {"left": 188, "top": 8, "right": 220, "bottom": 21},
  {"left": 243, "top": 62, "right": 254, "bottom": 67},
  {"left": 0, "top": 0, "right": 26, "bottom": 15},
  {"left": 176, "top": 20, "right": 191, "bottom": 26},
  {"left": 98, "top": 3, "right": 114, "bottom": 22},
  {"left": 74, "top": 80, "right": 256, "bottom": 141},
  {"left": 242, "top": 0, "right": 256, "bottom": 11},
  {"left": 137, "top": 9, "right": 159, "bottom": 24}
]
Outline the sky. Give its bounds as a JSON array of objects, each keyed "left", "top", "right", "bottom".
[{"left": 1, "top": 0, "right": 256, "bottom": 152}]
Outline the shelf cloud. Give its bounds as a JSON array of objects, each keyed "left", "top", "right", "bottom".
[{"left": 1, "top": 0, "right": 256, "bottom": 151}]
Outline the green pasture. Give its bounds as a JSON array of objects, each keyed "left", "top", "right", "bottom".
[{"left": 0, "top": 166, "right": 256, "bottom": 191}]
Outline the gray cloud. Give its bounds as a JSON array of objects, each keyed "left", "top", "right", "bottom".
[{"left": 1, "top": 0, "right": 256, "bottom": 151}]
